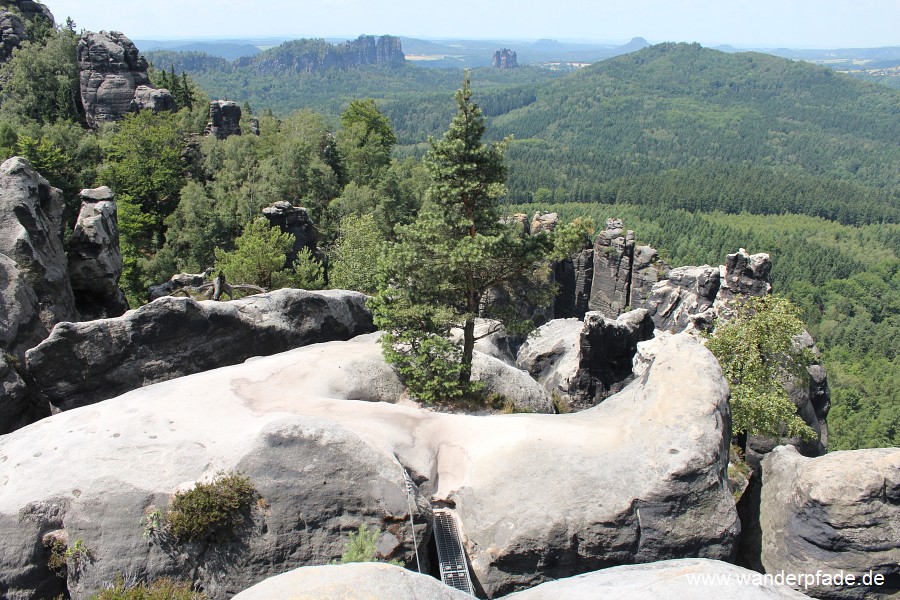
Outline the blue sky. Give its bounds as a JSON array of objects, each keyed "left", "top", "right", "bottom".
[{"left": 48, "top": 0, "right": 899, "bottom": 48}]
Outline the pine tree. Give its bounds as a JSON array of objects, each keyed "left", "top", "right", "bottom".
[
  {"left": 181, "top": 72, "right": 194, "bottom": 110},
  {"left": 371, "top": 73, "right": 554, "bottom": 401}
]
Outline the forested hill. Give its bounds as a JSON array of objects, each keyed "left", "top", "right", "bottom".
[{"left": 479, "top": 43, "right": 900, "bottom": 224}]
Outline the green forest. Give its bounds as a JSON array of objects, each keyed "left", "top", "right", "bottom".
[{"left": 0, "top": 24, "right": 897, "bottom": 450}]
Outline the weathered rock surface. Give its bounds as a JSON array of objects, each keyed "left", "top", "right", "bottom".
[
  {"left": 204, "top": 100, "right": 243, "bottom": 140},
  {"left": 67, "top": 187, "right": 127, "bottom": 320},
  {"left": 0, "top": 1, "right": 54, "bottom": 62},
  {"left": 233, "top": 563, "right": 472, "bottom": 600},
  {"left": 553, "top": 243, "right": 593, "bottom": 319},
  {"left": 24, "top": 289, "right": 375, "bottom": 413},
  {"left": 588, "top": 219, "right": 636, "bottom": 317},
  {"left": 529, "top": 211, "right": 557, "bottom": 234},
  {"left": 642, "top": 265, "right": 721, "bottom": 332},
  {"left": 517, "top": 310, "right": 655, "bottom": 409},
  {"left": 0, "top": 333, "right": 737, "bottom": 598},
  {"left": 146, "top": 270, "right": 210, "bottom": 301},
  {"left": 77, "top": 31, "right": 174, "bottom": 128},
  {"left": 505, "top": 559, "right": 812, "bottom": 599},
  {"left": 758, "top": 445, "right": 900, "bottom": 600},
  {"left": 630, "top": 245, "right": 661, "bottom": 308},
  {"left": 261, "top": 202, "right": 318, "bottom": 266},
  {"left": 0, "top": 157, "right": 77, "bottom": 333},
  {"left": 493, "top": 48, "right": 518, "bottom": 68},
  {"left": 0, "top": 353, "right": 47, "bottom": 435},
  {"left": 0, "top": 252, "right": 43, "bottom": 354}
]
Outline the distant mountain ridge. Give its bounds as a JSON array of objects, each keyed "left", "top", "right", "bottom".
[{"left": 234, "top": 34, "right": 404, "bottom": 74}]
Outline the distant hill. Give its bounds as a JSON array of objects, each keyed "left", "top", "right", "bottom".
[
  {"left": 136, "top": 40, "right": 261, "bottom": 61},
  {"left": 234, "top": 35, "right": 404, "bottom": 74},
  {"left": 485, "top": 43, "right": 900, "bottom": 224}
]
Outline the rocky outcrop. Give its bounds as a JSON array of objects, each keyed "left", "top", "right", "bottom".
[
  {"left": 553, "top": 242, "right": 593, "bottom": 319},
  {"left": 0, "top": 1, "right": 54, "bottom": 63},
  {"left": 204, "top": 100, "right": 243, "bottom": 140},
  {"left": 77, "top": 31, "right": 174, "bottom": 128},
  {"left": 517, "top": 310, "right": 654, "bottom": 409},
  {"left": 505, "top": 559, "right": 812, "bottom": 599},
  {"left": 146, "top": 270, "right": 211, "bottom": 301},
  {"left": 233, "top": 563, "right": 472, "bottom": 600},
  {"left": 0, "top": 253, "right": 43, "bottom": 354},
  {"left": 261, "top": 201, "right": 318, "bottom": 266},
  {"left": 0, "top": 157, "right": 77, "bottom": 335},
  {"left": 757, "top": 446, "right": 900, "bottom": 600},
  {"left": 241, "top": 35, "right": 404, "bottom": 75},
  {"left": 529, "top": 211, "right": 557, "bottom": 234},
  {"left": 589, "top": 218, "right": 637, "bottom": 317},
  {"left": 493, "top": 48, "right": 518, "bottom": 68},
  {"left": 23, "top": 289, "right": 375, "bottom": 413},
  {"left": 0, "top": 332, "right": 737, "bottom": 598},
  {"left": 642, "top": 265, "right": 721, "bottom": 332},
  {"left": 66, "top": 187, "right": 127, "bottom": 320}
]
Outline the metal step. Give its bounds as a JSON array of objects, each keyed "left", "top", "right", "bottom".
[{"left": 432, "top": 508, "right": 475, "bottom": 595}]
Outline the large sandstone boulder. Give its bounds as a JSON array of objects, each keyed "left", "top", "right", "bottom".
[
  {"left": 505, "top": 559, "right": 811, "bottom": 599},
  {"left": 204, "top": 100, "right": 243, "bottom": 140},
  {"left": 0, "top": 157, "right": 77, "bottom": 334},
  {"left": 232, "top": 563, "right": 472, "bottom": 600},
  {"left": 0, "top": 333, "right": 738, "bottom": 598},
  {"left": 757, "top": 446, "right": 900, "bottom": 600},
  {"left": 66, "top": 187, "right": 127, "bottom": 320},
  {"left": 23, "top": 289, "right": 375, "bottom": 414},
  {"left": 516, "top": 310, "right": 654, "bottom": 409},
  {"left": 77, "top": 31, "right": 174, "bottom": 128}
]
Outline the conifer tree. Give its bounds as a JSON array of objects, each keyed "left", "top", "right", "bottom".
[{"left": 371, "top": 74, "right": 554, "bottom": 401}]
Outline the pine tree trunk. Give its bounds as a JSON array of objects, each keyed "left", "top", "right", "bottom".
[{"left": 460, "top": 316, "right": 476, "bottom": 385}]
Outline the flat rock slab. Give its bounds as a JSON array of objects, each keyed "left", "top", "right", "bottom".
[
  {"left": 505, "top": 558, "right": 811, "bottom": 599},
  {"left": 0, "top": 333, "right": 737, "bottom": 598},
  {"left": 232, "top": 563, "right": 472, "bottom": 600}
]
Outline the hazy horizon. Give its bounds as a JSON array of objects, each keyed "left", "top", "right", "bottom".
[{"left": 47, "top": 0, "right": 898, "bottom": 50}]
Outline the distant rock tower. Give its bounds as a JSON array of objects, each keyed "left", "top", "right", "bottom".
[{"left": 492, "top": 48, "right": 518, "bottom": 68}]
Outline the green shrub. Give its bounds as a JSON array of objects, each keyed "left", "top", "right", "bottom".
[
  {"left": 338, "top": 525, "right": 402, "bottom": 565},
  {"left": 92, "top": 577, "right": 206, "bottom": 600},
  {"left": 165, "top": 472, "right": 257, "bottom": 543}
]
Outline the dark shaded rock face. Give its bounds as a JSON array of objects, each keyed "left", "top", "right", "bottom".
[
  {"left": 261, "top": 201, "right": 318, "bottom": 265},
  {"left": 493, "top": 48, "right": 518, "bottom": 68},
  {"left": 569, "top": 309, "right": 655, "bottom": 409},
  {"left": 0, "top": 353, "right": 48, "bottom": 435},
  {"left": 0, "top": 1, "right": 54, "bottom": 62},
  {"left": 67, "top": 187, "right": 127, "bottom": 320},
  {"left": 0, "top": 253, "right": 43, "bottom": 354},
  {"left": 758, "top": 446, "right": 900, "bottom": 600},
  {"left": 589, "top": 219, "right": 637, "bottom": 317},
  {"left": 204, "top": 100, "right": 243, "bottom": 140},
  {"left": 23, "top": 289, "right": 375, "bottom": 414},
  {"left": 554, "top": 243, "right": 593, "bottom": 319},
  {"left": 77, "top": 31, "right": 174, "bottom": 128},
  {"left": 516, "top": 310, "right": 655, "bottom": 409},
  {"left": 0, "top": 157, "right": 77, "bottom": 335}
]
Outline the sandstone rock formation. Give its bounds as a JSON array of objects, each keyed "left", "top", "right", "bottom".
[
  {"left": 241, "top": 35, "right": 404, "bottom": 75},
  {"left": 0, "top": 252, "right": 43, "bottom": 354},
  {"left": 758, "top": 446, "right": 899, "bottom": 600},
  {"left": 517, "top": 309, "right": 654, "bottom": 409},
  {"left": 0, "top": 1, "right": 54, "bottom": 63},
  {"left": 146, "top": 270, "right": 211, "bottom": 301},
  {"left": 233, "top": 563, "right": 473, "bottom": 600},
  {"left": 24, "top": 289, "right": 375, "bottom": 413},
  {"left": 0, "top": 353, "right": 47, "bottom": 435},
  {"left": 493, "top": 48, "right": 519, "bottom": 68},
  {"left": 77, "top": 31, "right": 175, "bottom": 128},
  {"left": 0, "top": 333, "right": 738, "bottom": 598},
  {"left": 204, "top": 100, "right": 244, "bottom": 140},
  {"left": 505, "top": 559, "right": 812, "bottom": 599},
  {"left": 589, "top": 218, "right": 637, "bottom": 317},
  {"left": 554, "top": 241, "right": 593, "bottom": 319},
  {"left": 67, "top": 187, "right": 127, "bottom": 320},
  {"left": 642, "top": 265, "right": 721, "bottom": 332},
  {"left": 261, "top": 201, "right": 319, "bottom": 266},
  {"left": 0, "top": 157, "right": 77, "bottom": 334},
  {"left": 529, "top": 211, "right": 557, "bottom": 234}
]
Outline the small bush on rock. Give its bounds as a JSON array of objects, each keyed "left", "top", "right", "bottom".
[
  {"left": 92, "top": 577, "right": 207, "bottom": 599},
  {"left": 165, "top": 471, "right": 257, "bottom": 543},
  {"left": 339, "top": 525, "right": 402, "bottom": 565}
]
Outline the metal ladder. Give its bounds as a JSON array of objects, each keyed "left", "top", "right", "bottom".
[{"left": 432, "top": 508, "right": 475, "bottom": 595}]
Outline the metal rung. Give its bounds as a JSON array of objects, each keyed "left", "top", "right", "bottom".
[{"left": 432, "top": 509, "right": 474, "bottom": 595}]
